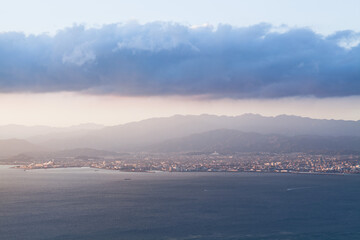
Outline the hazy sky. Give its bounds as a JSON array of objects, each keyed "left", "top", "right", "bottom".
[
  {"left": 1, "top": 0, "right": 360, "bottom": 35},
  {"left": 0, "top": 0, "right": 359, "bottom": 126},
  {"left": 1, "top": 93, "right": 359, "bottom": 126}
]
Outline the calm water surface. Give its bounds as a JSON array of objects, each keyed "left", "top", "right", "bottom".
[{"left": 1, "top": 166, "right": 360, "bottom": 240}]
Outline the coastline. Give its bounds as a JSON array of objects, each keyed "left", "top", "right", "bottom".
[{"left": 2, "top": 164, "right": 356, "bottom": 176}]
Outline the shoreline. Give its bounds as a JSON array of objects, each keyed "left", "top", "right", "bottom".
[{"left": 2, "top": 164, "right": 357, "bottom": 176}]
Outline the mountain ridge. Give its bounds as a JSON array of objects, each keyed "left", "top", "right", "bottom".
[
  {"left": 1, "top": 114, "right": 359, "bottom": 154},
  {"left": 0, "top": 139, "right": 45, "bottom": 157},
  {"left": 33, "top": 114, "right": 360, "bottom": 151},
  {"left": 147, "top": 129, "right": 360, "bottom": 154}
]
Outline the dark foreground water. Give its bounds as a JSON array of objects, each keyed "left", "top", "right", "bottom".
[{"left": 1, "top": 166, "right": 360, "bottom": 240}]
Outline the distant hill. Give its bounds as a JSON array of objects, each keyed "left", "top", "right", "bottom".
[
  {"left": 52, "top": 148, "right": 119, "bottom": 158},
  {"left": 148, "top": 129, "right": 360, "bottom": 154},
  {"left": 0, "top": 139, "right": 45, "bottom": 157},
  {"left": 2, "top": 114, "right": 359, "bottom": 158},
  {"left": 1, "top": 147, "right": 121, "bottom": 164},
  {"left": 33, "top": 114, "right": 360, "bottom": 151},
  {"left": 0, "top": 123, "right": 104, "bottom": 140}
]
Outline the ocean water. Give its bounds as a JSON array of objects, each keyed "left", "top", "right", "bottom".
[{"left": 1, "top": 166, "right": 360, "bottom": 240}]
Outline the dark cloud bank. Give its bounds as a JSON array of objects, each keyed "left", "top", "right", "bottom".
[{"left": 0, "top": 22, "right": 359, "bottom": 98}]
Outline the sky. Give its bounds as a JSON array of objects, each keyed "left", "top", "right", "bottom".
[
  {"left": 0, "top": 0, "right": 359, "bottom": 126},
  {"left": 1, "top": 0, "right": 360, "bottom": 35}
]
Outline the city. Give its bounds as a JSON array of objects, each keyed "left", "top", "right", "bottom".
[{"left": 13, "top": 152, "right": 360, "bottom": 174}]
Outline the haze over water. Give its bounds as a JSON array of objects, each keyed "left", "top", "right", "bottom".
[{"left": 1, "top": 166, "right": 360, "bottom": 240}]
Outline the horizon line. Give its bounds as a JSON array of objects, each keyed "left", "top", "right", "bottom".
[{"left": 0, "top": 113, "right": 358, "bottom": 128}]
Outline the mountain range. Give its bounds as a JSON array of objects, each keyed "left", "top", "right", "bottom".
[
  {"left": 148, "top": 129, "right": 360, "bottom": 154},
  {"left": 0, "top": 114, "right": 359, "bottom": 157}
]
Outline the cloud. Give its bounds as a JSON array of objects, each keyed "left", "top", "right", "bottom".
[
  {"left": 62, "top": 42, "right": 95, "bottom": 66},
  {"left": 0, "top": 22, "right": 359, "bottom": 98}
]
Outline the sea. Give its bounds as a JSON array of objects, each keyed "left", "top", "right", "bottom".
[{"left": 1, "top": 165, "right": 360, "bottom": 240}]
